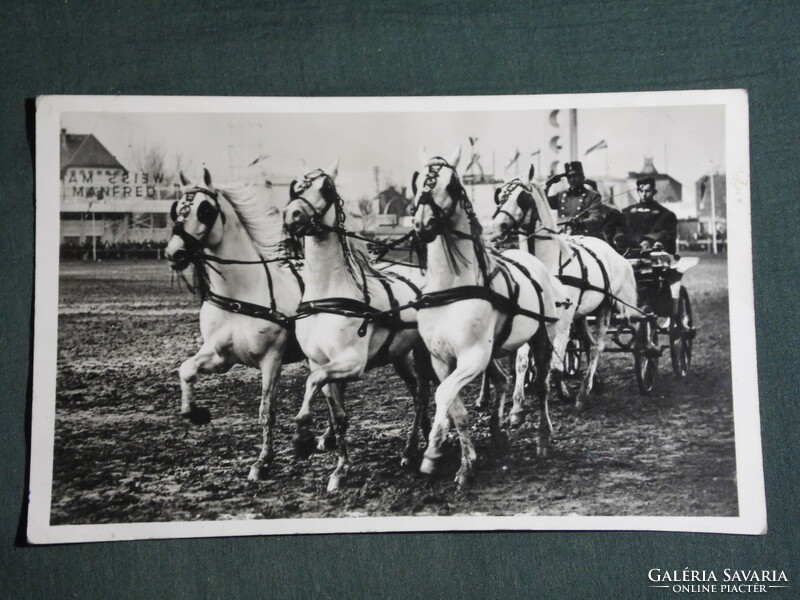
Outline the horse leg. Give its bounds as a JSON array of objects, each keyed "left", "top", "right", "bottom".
[
  {"left": 509, "top": 344, "right": 530, "bottom": 427},
  {"left": 487, "top": 359, "right": 510, "bottom": 457},
  {"left": 325, "top": 382, "right": 351, "bottom": 493},
  {"left": 530, "top": 327, "right": 554, "bottom": 458},
  {"left": 178, "top": 343, "right": 231, "bottom": 425},
  {"left": 551, "top": 319, "right": 573, "bottom": 402},
  {"left": 421, "top": 350, "right": 488, "bottom": 488},
  {"left": 575, "top": 309, "right": 610, "bottom": 412},
  {"left": 248, "top": 349, "right": 284, "bottom": 481},
  {"left": 317, "top": 384, "right": 338, "bottom": 452},
  {"left": 393, "top": 349, "right": 430, "bottom": 468},
  {"left": 476, "top": 371, "right": 492, "bottom": 411},
  {"left": 293, "top": 355, "right": 363, "bottom": 479}
]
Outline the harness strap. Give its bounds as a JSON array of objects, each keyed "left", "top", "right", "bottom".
[
  {"left": 494, "top": 262, "right": 519, "bottom": 349},
  {"left": 558, "top": 240, "right": 612, "bottom": 313},
  {"left": 205, "top": 289, "right": 295, "bottom": 331},
  {"left": 580, "top": 243, "right": 611, "bottom": 306},
  {"left": 263, "top": 261, "right": 277, "bottom": 311},
  {"left": 295, "top": 297, "right": 418, "bottom": 334},
  {"left": 415, "top": 285, "right": 558, "bottom": 325},
  {"left": 371, "top": 277, "right": 401, "bottom": 364},
  {"left": 496, "top": 254, "right": 556, "bottom": 331}
]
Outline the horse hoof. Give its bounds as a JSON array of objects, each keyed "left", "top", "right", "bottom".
[
  {"left": 455, "top": 471, "right": 474, "bottom": 490},
  {"left": 537, "top": 445, "right": 550, "bottom": 459},
  {"left": 247, "top": 464, "right": 269, "bottom": 482},
  {"left": 182, "top": 406, "right": 211, "bottom": 426},
  {"left": 574, "top": 400, "right": 585, "bottom": 414},
  {"left": 509, "top": 411, "right": 527, "bottom": 428},
  {"left": 420, "top": 456, "right": 437, "bottom": 475},
  {"left": 293, "top": 432, "right": 317, "bottom": 460},
  {"left": 317, "top": 435, "right": 337, "bottom": 452},
  {"left": 327, "top": 474, "right": 341, "bottom": 493},
  {"left": 592, "top": 377, "right": 606, "bottom": 395}
]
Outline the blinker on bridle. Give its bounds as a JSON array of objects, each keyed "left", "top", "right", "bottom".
[
  {"left": 492, "top": 179, "right": 537, "bottom": 234},
  {"left": 412, "top": 159, "right": 468, "bottom": 233},
  {"left": 286, "top": 170, "right": 338, "bottom": 236},
  {"left": 169, "top": 187, "right": 226, "bottom": 256}
]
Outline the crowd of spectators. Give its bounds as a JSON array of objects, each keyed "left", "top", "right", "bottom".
[{"left": 60, "top": 239, "right": 169, "bottom": 261}]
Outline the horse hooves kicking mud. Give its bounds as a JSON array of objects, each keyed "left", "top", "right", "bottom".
[{"left": 247, "top": 464, "right": 270, "bottom": 482}]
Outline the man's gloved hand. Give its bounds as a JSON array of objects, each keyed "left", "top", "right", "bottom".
[
  {"left": 639, "top": 239, "right": 653, "bottom": 251},
  {"left": 651, "top": 241, "right": 664, "bottom": 250}
]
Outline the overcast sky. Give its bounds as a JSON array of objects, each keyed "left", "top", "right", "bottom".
[{"left": 63, "top": 103, "right": 725, "bottom": 204}]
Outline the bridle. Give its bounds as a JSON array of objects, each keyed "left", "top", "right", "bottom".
[
  {"left": 492, "top": 179, "right": 537, "bottom": 238},
  {"left": 287, "top": 169, "right": 338, "bottom": 236},
  {"left": 412, "top": 158, "right": 472, "bottom": 239},
  {"left": 169, "top": 187, "right": 226, "bottom": 257}
]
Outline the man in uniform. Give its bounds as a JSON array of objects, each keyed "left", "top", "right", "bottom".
[
  {"left": 615, "top": 177, "right": 678, "bottom": 254},
  {"left": 545, "top": 161, "right": 623, "bottom": 242}
]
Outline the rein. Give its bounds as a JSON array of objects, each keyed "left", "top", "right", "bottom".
[{"left": 171, "top": 186, "right": 302, "bottom": 329}]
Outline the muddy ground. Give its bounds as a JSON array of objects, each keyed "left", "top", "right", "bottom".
[{"left": 50, "top": 253, "right": 737, "bottom": 524}]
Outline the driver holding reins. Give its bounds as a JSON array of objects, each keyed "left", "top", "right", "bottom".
[{"left": 545, "top": 161, "right": 624, "bottom": 243}]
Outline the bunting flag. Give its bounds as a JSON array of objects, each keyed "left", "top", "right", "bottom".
[
  {"left": 248, "top": 153, "right": 270, "bottom": 167},
  {"left": 584, "top": 139, "right": 608, "bottom": 156},
  {"left": 505, "top": 149, "right": 520, "bottom": 170}
]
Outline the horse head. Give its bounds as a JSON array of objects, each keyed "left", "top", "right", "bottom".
[
  {"left": 411, "top": 147, "right": 466, "bottom": 243},
  {"left": 165, "top": 169, "right": 226, "bottom": 271},
  {"left": 490, "top": 175, "right": 540, "bottom": 242},
  {"left": 283, "top": 159, "right": 340, "bottom": 238}
]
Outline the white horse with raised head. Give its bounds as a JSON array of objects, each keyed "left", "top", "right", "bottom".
[
  {"left": 165, "top": 169, "right": 307, "bottom": 481},
  {"left": 491, "top": 166, "right": 638, "bottom": 411},
  {"left": 411, "top": 148, "right": 570, "bottom": 488},
  {"left": 283, "top": 161, "right": 433, "bottom": 492}
]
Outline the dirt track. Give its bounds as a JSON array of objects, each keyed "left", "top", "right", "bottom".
[{"left": 51, "top": 254, "right": 737, "bottom": 524}]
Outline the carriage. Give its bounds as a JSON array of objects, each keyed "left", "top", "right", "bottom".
[{"left": 564, "top": 247, "right": 697, "bottom": 394}]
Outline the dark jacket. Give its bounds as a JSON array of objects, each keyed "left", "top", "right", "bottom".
[
  {"left": 620, "top": 200, "right": 678, "bottom": 254},
  {"left": 548, "top": 186, "right": 624, "bottom": 243}
]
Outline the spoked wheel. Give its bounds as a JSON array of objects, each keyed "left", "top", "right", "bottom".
[
  {"left": 564, "top": 337, "right": 583, "bottom": 377},
  {"left": 633, "top": 317, "right": 659, "bottom": 394},
  {"left": 670, "top": 286, "right": 694, "bottom": 377}
]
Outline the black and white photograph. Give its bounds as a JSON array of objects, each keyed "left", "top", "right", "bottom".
[{"left": 29, "top": 91, "right": 763, "bottom": 544}]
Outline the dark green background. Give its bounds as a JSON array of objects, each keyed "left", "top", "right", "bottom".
[{"left": 2, "top": 1, "right": 797, "bottom": 598}]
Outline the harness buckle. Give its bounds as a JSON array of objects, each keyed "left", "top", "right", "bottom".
[
  {"left": 231, "top": 302, "right": 242, "bottom": 313},
  {"left": 357, "top": 315, "right": 372, "bottom": 338}
]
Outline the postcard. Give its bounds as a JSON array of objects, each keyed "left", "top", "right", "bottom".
[{"left": 29, "top": 90, "right": 763, "bottom": 543}]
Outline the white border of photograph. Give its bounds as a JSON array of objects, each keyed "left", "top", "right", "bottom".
[{"left": 29, "top": 90, "right": 764, "bottom": 544}]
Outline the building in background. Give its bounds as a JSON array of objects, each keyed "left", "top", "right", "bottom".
[
  {"left": 627, "top": 157, "right": 682, "bottom": 205},
  {"left": 60, "top": 129, "right": 178, "bottom": 246}
]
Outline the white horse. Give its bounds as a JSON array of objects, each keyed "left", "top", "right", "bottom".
[
  {"left": 411, "top": 148, "right": 570, "bottom": 488},
  {"left": 491, "top": 167, "right": 638, "bottom": 411},
  {"left": 164, "top": 169, "right": 307, "bottom": 481},
  {"left": 283, "top": 162, "right": 432, "bottom": 493}
]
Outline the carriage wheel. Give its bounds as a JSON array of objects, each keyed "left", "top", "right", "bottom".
[
  {"left": 565, "top": 337, "right": 582, "bottom": 377},
  {"left": 670, "top": 287, "right": 694, "bottom": 377},
  {"left": 634, "top": 318, "right": 659, "bottom": 394}
]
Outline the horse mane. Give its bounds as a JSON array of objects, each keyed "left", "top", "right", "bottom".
[
  {"left": 344, "top": 233, "right": 388, "bottom": 282},
  {"left": 527, "top": 179, "right": 572, "bottom": 258},
  {"left": 325, "top": 188, "right": 389, "bottom": 289},
  {"left": 215, "top": 182, "right": 288, "bottom": 260}
]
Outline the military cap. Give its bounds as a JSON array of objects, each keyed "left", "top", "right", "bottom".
[{"left": 565, "top": 161, "right": 585, "bottom": 177}]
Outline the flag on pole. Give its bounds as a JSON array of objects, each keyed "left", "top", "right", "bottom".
[
  {"left": 504, "top": 149, "right": 520, "bottom": 170},
  {"left": 584, "top": 139, "right": 608, "bottom": 156}
]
